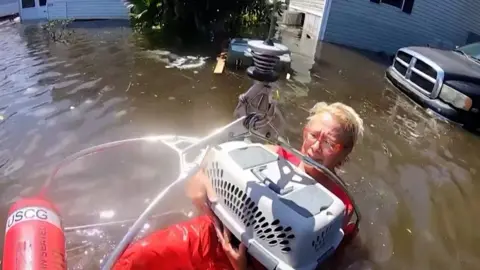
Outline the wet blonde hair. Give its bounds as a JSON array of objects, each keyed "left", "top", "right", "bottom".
[{"left": 307, "top": 102, "right": 364, "bottom": 149}]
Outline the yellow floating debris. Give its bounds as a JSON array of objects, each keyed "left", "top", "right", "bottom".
[
  {"left": 273, "top": 89, "right": 280, "bottom": 101},
  {"left": 214, "top": 58, "right": 225, "bottom": 74},
  {"left": 214, "top": 52, "right": 227, "bottom": 74}
]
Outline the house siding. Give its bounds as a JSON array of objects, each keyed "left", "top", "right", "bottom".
[
  {"left": 66, "top": 0, "right": 129, "bottom": 20},
  {"left": 47, "top": 1, "right": 66, "bottom": 20},
  {"left": 0, "top": 0, "right": 18, "bottom": 17},
  {"left": 323, "top": 0, "right": 480, "bottom": 55},
  {"left": 47, "top": 0, "right": 129, "bottom": 20}
]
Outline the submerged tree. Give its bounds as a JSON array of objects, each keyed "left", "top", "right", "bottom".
[{"left": 128, "top": 0, "right": 285, "bottom": 44}]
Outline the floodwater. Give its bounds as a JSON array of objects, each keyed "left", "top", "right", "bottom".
[{"left": 0, "top": 19, "right": 479, "bottom": 270}]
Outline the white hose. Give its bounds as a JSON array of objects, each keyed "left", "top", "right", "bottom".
[
  {"left": 40, "top": 136, "right": 197, "bottom": 197},
  {"left": 99, "top": 146, "right": 210, "bottom": 269},
  {"left": 100, "top": 117, "right": 249, "bottom": 269}
]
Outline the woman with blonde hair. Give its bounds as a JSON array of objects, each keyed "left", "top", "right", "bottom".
[
  {"left": 184, "top": 101, "right": 364, "bottom": 266},
  {"left": 280, "top": 101, "right": 364, "bottom": 172},
  {"left": 113, "top": 101, "right": 364, "bottom": 270},
  {"left": 273, "top": 101, "right": 364, "bottom": 237},
  {"left": 190, "top": 101, "right": 363, "bottom": 202}
]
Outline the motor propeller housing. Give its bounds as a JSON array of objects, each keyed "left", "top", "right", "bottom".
[{"left": 233, "top": 39, "right": 290, "bottom": 140}]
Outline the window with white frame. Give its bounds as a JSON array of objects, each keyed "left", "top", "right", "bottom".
[{"left": 370, "top": 0, "right": 415, "bottom": 14}]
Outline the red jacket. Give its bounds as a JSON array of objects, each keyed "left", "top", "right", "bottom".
[{"left": 113, "top": 215, "right": 234, "bottom": 270}]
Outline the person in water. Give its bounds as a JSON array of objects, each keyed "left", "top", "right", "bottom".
[
  {"left": 189, "top": 101, "right": 364, "bottom": 236},
  {"left": 113, "top": 101, "right": 364, "bottom": 270}
]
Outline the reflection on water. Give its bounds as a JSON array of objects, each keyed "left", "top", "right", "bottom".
[
  {"left": 0, "top": 20, "right": 480, "bottom": 270},
  {"left": 46, "top": 136, "right": 201, "bottom": 269}
]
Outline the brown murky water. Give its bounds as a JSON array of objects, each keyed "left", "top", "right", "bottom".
[{"left": 0, "top": 20, "right": 479, "bottom": 270}]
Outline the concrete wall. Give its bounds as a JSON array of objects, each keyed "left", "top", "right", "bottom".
[
  {"left": 0, "top": 0, "right": 18, "bottom": 17},
  {"left": 289, "top": 0, "right": 326, "bottom": 16},
  {"left": 303, "top": 12, "right": 323, "bottom": 40},
  {"left": 286, "top": 0, "right": 329, "bottom": 40},
  {"left": 323, "top": 0, "right": 480, "bottom": 55}
]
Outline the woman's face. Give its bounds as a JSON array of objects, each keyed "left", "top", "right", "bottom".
[{"left": 301, "top": 112, "right": 351, "bottom": 169}]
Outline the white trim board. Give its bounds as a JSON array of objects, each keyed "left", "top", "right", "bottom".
[{"left": 289, "top": 5, "right": 323, "bottom": 17}]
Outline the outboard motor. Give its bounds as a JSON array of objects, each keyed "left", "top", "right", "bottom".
[
  {"left": 204, "top": 141, "right": 346, "bottom": 269},
  {"left": 233, "top": 38, "right": 290, "bottom": 140}
]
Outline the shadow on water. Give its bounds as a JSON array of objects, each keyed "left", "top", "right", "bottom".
[
  {"left": 0, "top": 20, "right": 480, "bottom": 270},
  {"left": 67, "top": 20, "right": 131, "bottom": 29},
  {"left": 321, "top": 42, "right": 394, "bottom": 67}
]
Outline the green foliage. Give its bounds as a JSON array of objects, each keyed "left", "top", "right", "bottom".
[
  {"left": 128, "top": 0, "right": 286, "bottom": 42},
  {"left": 41, "top": 19, "right": 74, "bottom": 43}
]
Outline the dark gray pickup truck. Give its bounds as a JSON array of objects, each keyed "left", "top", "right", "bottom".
[{"left": 386, "top": 42, "right": 480, "bottom": 128}]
